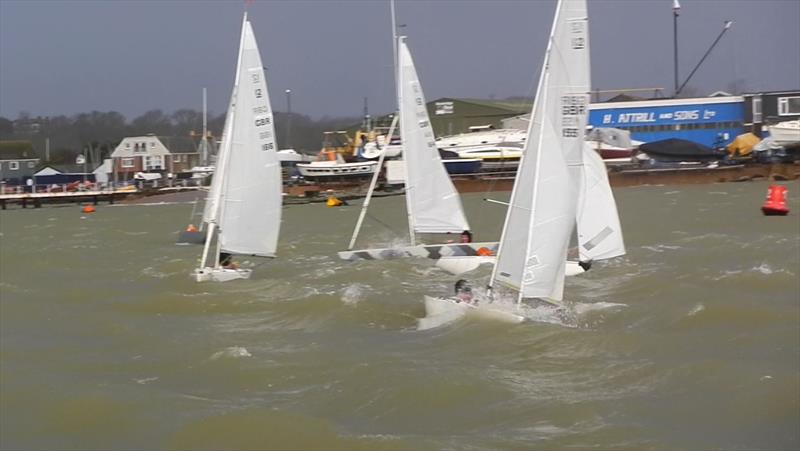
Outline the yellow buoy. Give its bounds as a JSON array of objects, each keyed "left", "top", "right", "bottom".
[{"left": 326, "top": 197, "right": 343, "bottom": 207}]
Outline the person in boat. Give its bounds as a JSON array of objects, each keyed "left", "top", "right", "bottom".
[
  {"left": 186, "top": 224, "right": 198, "bottom": 232},
  {"left": 460, "top": 230, "right": 473, "bottom": 243},
  {"left": 219, "top": 252, "right": 238, "bottom": 270},
  {"left": 454, "top": 279, "right": 474, "bottom": 304}
]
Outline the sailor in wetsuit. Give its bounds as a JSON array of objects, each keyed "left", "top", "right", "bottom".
[{"left": 454, "top": 279, "right": 475, "bottom": 304}]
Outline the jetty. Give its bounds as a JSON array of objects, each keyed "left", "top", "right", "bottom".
[
  {"left": 451, "top": 163, "right": 799, "bottom": 193},
  {"left": 0, "top": 189, "right": 136, "bottom": 210}
]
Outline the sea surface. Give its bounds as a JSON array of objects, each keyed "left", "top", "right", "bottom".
[{"left": 1, "top": 181, "right": 798, "bottom": 450}]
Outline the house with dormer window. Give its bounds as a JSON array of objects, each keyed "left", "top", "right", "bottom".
[{"left": 110, "top": 135, "right": 200, "bottom": 182}]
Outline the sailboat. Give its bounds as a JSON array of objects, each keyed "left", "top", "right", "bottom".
[
  {"left": 194, "top": 12, "right": 282, "bottom": 283},
  {"left": 338, "top": 34, "right": 477, "bottom": 261},
  {"left": 424, "top": 0, "right": 625, "bottom": 321}
]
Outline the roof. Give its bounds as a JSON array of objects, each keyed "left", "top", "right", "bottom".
[
  {"left": 607, "top": 93, "right": 646, "bottom": 102},
  {"left": 0, "top": 140, "right": 36, "bottom": 160},
  {"left": 112, "top": 135, "right": 199, "bottom": 158},
  {"left": 157, "top": 136, "right": 199, "bottom": 154},
  {"left": 589, "top": 95, "right": 744, "bottom": 110},
  {"left": 35, "top": 163, "right": 95, "bottom": 174},
  {"left": 435, "top": 97, "right": 533, "bottom": 114}
]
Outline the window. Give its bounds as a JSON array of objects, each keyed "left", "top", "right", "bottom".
[
  {"left": 778, "top": 96, "right": 800, "bottom": 116},
  {"left": 145, "top": 155, "right": 163, "bottom": 170},
  {"left": 27, "top": 161, "right": 34, "bottom": 168},
  {"left": 752, "top": 96, "right": 762, "bottom": 122},
  {"left": 151, "top": 142, "right": 156, "bottom": 148},
  {"left": 121, "top": 158, "right": 135, "bottom": 168},
  {"left": 125, "top": 142, "right": 131, "bottom": 149},
  {"left": 9, "top": 161, "right": 19, "bottom": 170}
]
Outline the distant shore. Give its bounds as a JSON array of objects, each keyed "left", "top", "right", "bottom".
[{"left": 1, "top": 162, "right": 797, "bottom": 210}]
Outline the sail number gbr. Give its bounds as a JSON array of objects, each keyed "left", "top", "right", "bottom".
[{"left": 560, "top": 95, "right": 586, "bottom": 138}]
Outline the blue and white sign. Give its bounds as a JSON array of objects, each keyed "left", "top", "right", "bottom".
[{"left": 588, "top": 98, "right": 745, "bottom": 147}]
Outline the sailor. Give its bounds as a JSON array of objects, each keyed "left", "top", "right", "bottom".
[
  {"left": 219, "top": 252, "right": 238, "bottom": 269},
  {"left": 454, "top": 279, "right": 474, "bottom": 304},
  {"left": 186, "top": 224, "right": 198, "bottom": 232},
  {"left": 460, "top": 230, "right": 473, "bottom": 243}
]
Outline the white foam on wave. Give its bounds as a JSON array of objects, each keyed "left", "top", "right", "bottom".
[
  {"left": 210, "top": 346, "right": 252, "bottom": 360},
  {"left": 688, "top": 303, "right": 705, "bottom": 316},
  {"left": 341, "top": 283, "right": 369, "bottom": 306},
  {"left": 642, "top": 244, "right": 682, "bottom": 253},
  {"left": 754, "top": 263, "right": 773, "bottom": 275}
]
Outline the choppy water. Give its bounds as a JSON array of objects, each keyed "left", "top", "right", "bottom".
[{"left": 1, "top": 181, "right": 798, "bottom": 450}]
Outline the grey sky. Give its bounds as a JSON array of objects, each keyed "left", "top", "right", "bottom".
[{"left": 1, "top": 0, "right": 798, "bottom": 120}]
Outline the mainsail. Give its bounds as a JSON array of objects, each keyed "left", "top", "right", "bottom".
[
  {"left": 576, "top": 143, "right": 625, "bottom": 261},
  {"left": 398, "top": 36, "right": 470, "bottom": 235},
  {"left": 217, "top": 16, "right": 281, "bottom": 257},
  {"left": 490, "top": 0, "right": 590, "bottom": 302}
]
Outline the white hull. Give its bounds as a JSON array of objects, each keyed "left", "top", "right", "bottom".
[
  {"left": 360, "top": 143, "right": 403, "bottom": 160},
  {"left": 436, "top": 256, "right": 587, "bottom": 276},
  {"left": 194, "top": 267, "right": 252, "bottom": 283},
  {"left": 453, "top": 145, "right": 523, "bottom": 170},
  {"left": 296, "top": 161, "right": 378, "bottom": 179},
  {"left": 437, "top": 128, "right": 527, "bottom": 150},
  {"left": 768, "top": 120, "right": 800, "bottom": 146},
  {"left": 338, "top": 241, "right": 500, "bottom": 261},
  {"left": 423, "top": 295, "right": 526, "bottom": 324}
]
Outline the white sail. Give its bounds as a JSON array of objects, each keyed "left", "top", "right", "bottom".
[
  {"left": 202, "top": 94, "right": 235, "bottom": 226},
  {"left": 490, "top": 0, "right": 590, "bottom": 302},
  {"left": 398, "top": 36, "right": 470, "bottom": 234},
  {"left": 576, "top": 144, "right": 625, "bottom": 261},
  {"left": 216, "top": 17, "right": 281, "bottom": 257}
]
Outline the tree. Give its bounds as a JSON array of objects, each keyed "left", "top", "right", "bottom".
[
  {"left": 130, "top": 109, "right": 173, "bottom": 136},
  {"left": 0, "top": 117, "right": 13, "bottom": 137}
]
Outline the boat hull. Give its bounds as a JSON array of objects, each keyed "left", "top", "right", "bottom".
[
  {"left": 296, "top": 161, "right": 378, "bottom": 181},
  {"left": 442, "top": 158, "right": 482, "bottom": 174},
  {"left": 194, "top": 267, "right": 252, "bottom": 283},
  {"left": 177, "top": 230, "right": 205, "bottom": 245},
  {"left": 423, "top": 295, "right": 525, "bottom": 324},
  {"left": 768, "top": 121, "right": 800, "bottom": 146}
]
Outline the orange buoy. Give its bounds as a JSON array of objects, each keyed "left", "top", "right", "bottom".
[
  {"left": 476, "top": 247, "right": 494, "bottom": 257},
  {"left": 761, "top": 185, "right": 789, "bottom": 216},
  {"left": 82, "top": 205, "right": 96, "bottom": 214}
]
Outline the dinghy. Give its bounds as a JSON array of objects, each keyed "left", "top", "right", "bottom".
[
  {"left": 194, "top": 13, "right": 282, "bottom": 282},
  {"left": 426, "top": 0, "right": 619, "bottom": 320},
  {"left": 339, "top": 32, "right": 471, "bottom": 259}
]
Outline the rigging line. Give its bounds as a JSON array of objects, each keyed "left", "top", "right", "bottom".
[{"left": 365, "top": 211, "right": 403, "bottom": 236}]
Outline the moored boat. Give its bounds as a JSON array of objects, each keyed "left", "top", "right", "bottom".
[{"left": 768, "top": 120, "right": 800, "bottom": 146}]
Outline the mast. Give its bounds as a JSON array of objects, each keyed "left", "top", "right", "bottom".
[
  {"left": 199, "top": 13, "right": 248, "bottom": 270},
  {"left": 348, "top": 114, "right": 399, "bottom": 250},
  {"left": 397, "top": 35, "right": 416, "bottom": 246},
  {"left": 202, "top": 87, "right": 208, "bottom": 165},
  {"left": 488, "top": 0, "right": 563, "bottom": 298}
]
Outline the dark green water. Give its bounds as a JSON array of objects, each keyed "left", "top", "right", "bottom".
[{"left": 1, "top": 181, "right": 798, "bottom": 450}]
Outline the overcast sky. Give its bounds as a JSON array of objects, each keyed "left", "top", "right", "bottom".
[{"left": 1, "top": 0, "right": 798, "bottom": 120}]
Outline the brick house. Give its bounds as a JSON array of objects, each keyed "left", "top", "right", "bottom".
[{"left": 110, "top": 135, "right": 200, "bottom": 182}]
